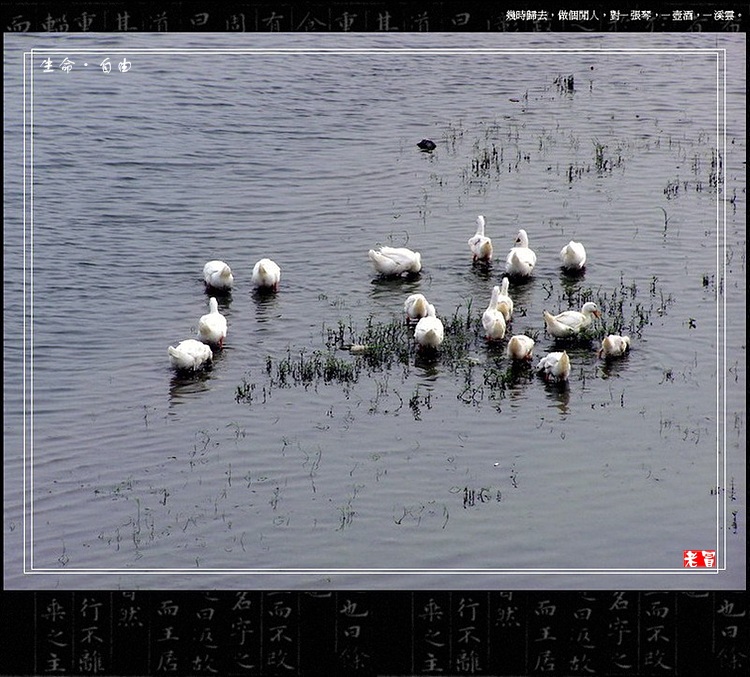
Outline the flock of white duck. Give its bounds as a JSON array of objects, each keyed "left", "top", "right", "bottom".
[
  {"left": 168, "top": 215, "right": 631, "bottom": 384},
  {"left": 167, "top": 258, "right": 281, "bottom": 371},
  {"left": 367, "top": 214, "right": 631, "bottom": 384}
]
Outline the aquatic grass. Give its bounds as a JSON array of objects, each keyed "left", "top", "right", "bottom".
[
  {"left": 663, "top": 148, "right": 723, "bottom": 199},
  {"left": 543, "top": 274, "right": 673, "bottom": 340},
  {"left": 234, "top": 273, "right": 668, "bottom": 414},
  {"left": 355, "top": 315, "right": 413, "bottom": 370},
  {"left": 464, "top": 138, "right": 533, "bottom": 186},
  {"left": 594, "top": 140, "right": 605, "bottom": 170},
  {"left": 274, "top": 347, "right": 359, "bottom": 388},
  {"left": 441, "top": 119, "right": 466, "bottom": 156},
  {"left": 236, "top": 292, "right": 604, "bottom": 415},
  {"left": 236, "top": 304, "right": 487, "bottom": 406},
  {"left": 458, "top": 357, "right": 534, "bottom": 411},
  {"left": 554, "top": 73, "right": 575, "bottom": 93},
  {"left": 236, "top": 348, "right": 360, "bottom": 404},
  {"left": 409, "top": 386, "right": 432, "bottom": 421}
]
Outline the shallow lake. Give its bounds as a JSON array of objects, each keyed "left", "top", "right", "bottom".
[{"left": 3, "top": 32, "right": 746, "bottom": 590}]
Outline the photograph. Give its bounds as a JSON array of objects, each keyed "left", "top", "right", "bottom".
[{"left": 2, "top": 9, "right": 746, "bottom": 673}]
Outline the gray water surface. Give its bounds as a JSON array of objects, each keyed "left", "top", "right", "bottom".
[{"left": 3, "top": 32, "right": 746, "bottom": 590}]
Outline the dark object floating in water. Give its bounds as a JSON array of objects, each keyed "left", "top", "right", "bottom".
[{"left": 417, "top": 139, "right": 436, "bottom": 152}]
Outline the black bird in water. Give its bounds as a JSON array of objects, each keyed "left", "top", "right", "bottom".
[{"left": 417, "top": 139, "right": 436, "bottom": 152}]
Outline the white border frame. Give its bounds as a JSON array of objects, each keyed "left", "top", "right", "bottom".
[{"left": 22, "top": 46, "right": 728, "bottom": 578}]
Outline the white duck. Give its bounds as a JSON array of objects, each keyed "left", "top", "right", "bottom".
[
  {"left": 599, "top": 334, "right": 631, "bottom": 358},
  {"left": 368, "top": 246, "right": 422, "bottom": 276},
  {"left": 536, "top": 350, "right": 571, "bottom": 382},
  {"left": 560, "top": 240, "right": 587, "bottom": 271},
  {"left": 252, "top": 258, "right": 281, "bottom": 291},
  {"left": 506, "top": 334, "right": 535, "bottom": 361},
  {"left": 203, "top": 260, "right": 234, "bottom": 290},
  {"left": 482, "top": 286, "right": 507, "bottom": 341},
  {"left": 468, "top": 215, "right": 493, "bottom": 262},
  {"left": 505, "top": 229, "right": 537, "bottom": 277},
  {"left": 496, "top": 276, "right": 514, "bottom": 323},
  {"left": 543, "top": 302, "right": 601, "bottom": 338},
  {"left": 198, "top": 297, "right": 227, "bottom": 348},
  {"left": 414, "top": 305, "right": 444, "bottom": 350},
  {"left": 404, "top": 293, "right": 433, "bottom": 322},
  {"left": 168, "top": 339, "right": 213, "bottom": 371}
]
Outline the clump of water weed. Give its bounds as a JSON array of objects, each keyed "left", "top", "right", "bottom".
[
  {"left": 409, "top": 386, "right": 432, "bottom": 421},
  {"left": 543, "top": 274, "right": 672, "bottom": 340},
  {"left": 236, "top": 347, "right": 360, "bottom": 403},
  {"left": 274, "top": 348, "right": 359, "bottom": 389},
  {"left": 237, "top": 304, "right": 486, "bottom": 405},
  {"left": 593, "top": 139, "right": 624, "bottom": 173},
  {"left": 554, "top": 73, "right": 575, "bottom": 93},
  {"left": 458, "top": 356, "right": 534, "bottom": 411}
]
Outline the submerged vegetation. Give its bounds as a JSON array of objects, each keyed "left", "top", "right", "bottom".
[
  {"left": 235, "top": 274, "right": 673, "bottom": 418},
  {"left": 450, "top": 73, "right": 722, "bottom": 199},
  {"left": 236, "top": 303, "right": 485, "bottom": 405}
]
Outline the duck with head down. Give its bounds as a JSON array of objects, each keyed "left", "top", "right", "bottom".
[
  {"left": 536, "top": 350, "right": 571, "bottom": 382},
  {"left": 368, "top": 246, "right": 422, "bottom": 277},
  {"left": 599, "top": 334, "right": 631, "bottom": 358},
  {"left": 168, "top": 339, "right": 213, "bottom": 371},
  {"left": 414, "top": 304, "right": 444, "bottom": 350},
  {"left": 203, "top": 260, "right": 234, "bottom": 291},
  {"left": 506, "top": 334, "right": 535, "bottom": 361},
  {"left": 252, "top": 258, "right": 281, "bottom": 291},
  {"left": 559, "top": 240, "right": 587, "bottom": 271},
  {"left": 404, "top": 293, "right": 433, "bottom": 323}
]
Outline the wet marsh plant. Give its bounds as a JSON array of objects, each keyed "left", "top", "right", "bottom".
[
  {"left": 470, "top": 143, "right": 502, "bottom": 178},
  {"left": 236, "top": 305, "right": 484, "bottom": 404},
  {"left": 554, "top": 73, "right": 575, "bottom": 93},
  {"left": 593, "top": 139, "right": 624, "bottom": 174},
  {"left": 233, "top": 273, "right": 669, "bottom": 415},
  {"left": 442, "top": 119, "right": 465, "bottom": 154},
  {"left": 236, "top": 303, "right": 488, "bottom": 400},
  {"left": 409, "top": 387, "right": 432, "bottom": 421},
  {"left": 545, "top": 274, "right": 672, "bottom": 340},
  {"left": 457, "top": 354, "right": 534, "bottom": 411},
  {"left": 274, "top": 348, "right": 359, "bottom": 389}
]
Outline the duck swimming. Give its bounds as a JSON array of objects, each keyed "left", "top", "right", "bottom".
[
  {"left": 252, "top": 258, "right": 281, "bottom": 291},
  {"left": 417, "top": 139, "right": 436, "bottom": 152},
  {"left": 506, "top": 334, "right": 535, "bottom": 361},
  {"left": 198, "top": 297, "right": 227, "bottom": 348},
  {"left": 482, "top": 286, "right": 507, "bottom": 341},
  {"left": 505, "top": 229, "right": 537, "bottom": 277},
  {"left": 404, "top": 293, "right": 433, "bottom": 322},
  {"left": 414, "top": 304, "right": 444, "bottom": 350},
  {"left": 560, "top": 240, "right": 587, "bottom": 271},
  {"left": 536, "top": 350, "right": 571, "bottom": 382},
  {"left": 468, "top": 215, "right": 493, "bottom": 263},
  {"left": 168, "top": 339, "right": 213, "bottom": 371},
  {"left": 599, "top": 334, "right": 631, "bottom": 358},
  {"left": 495, "top": 276, "right": 514, "bottom": 322},
  {"left": 543, "top": 302, "right": 601, "bottom": 338},
  {"left": 368, "top": 246, "right": 422, "bottom": 276},
  {"left": 203, "top": 260, "right": 233, "bottom": 290}
]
